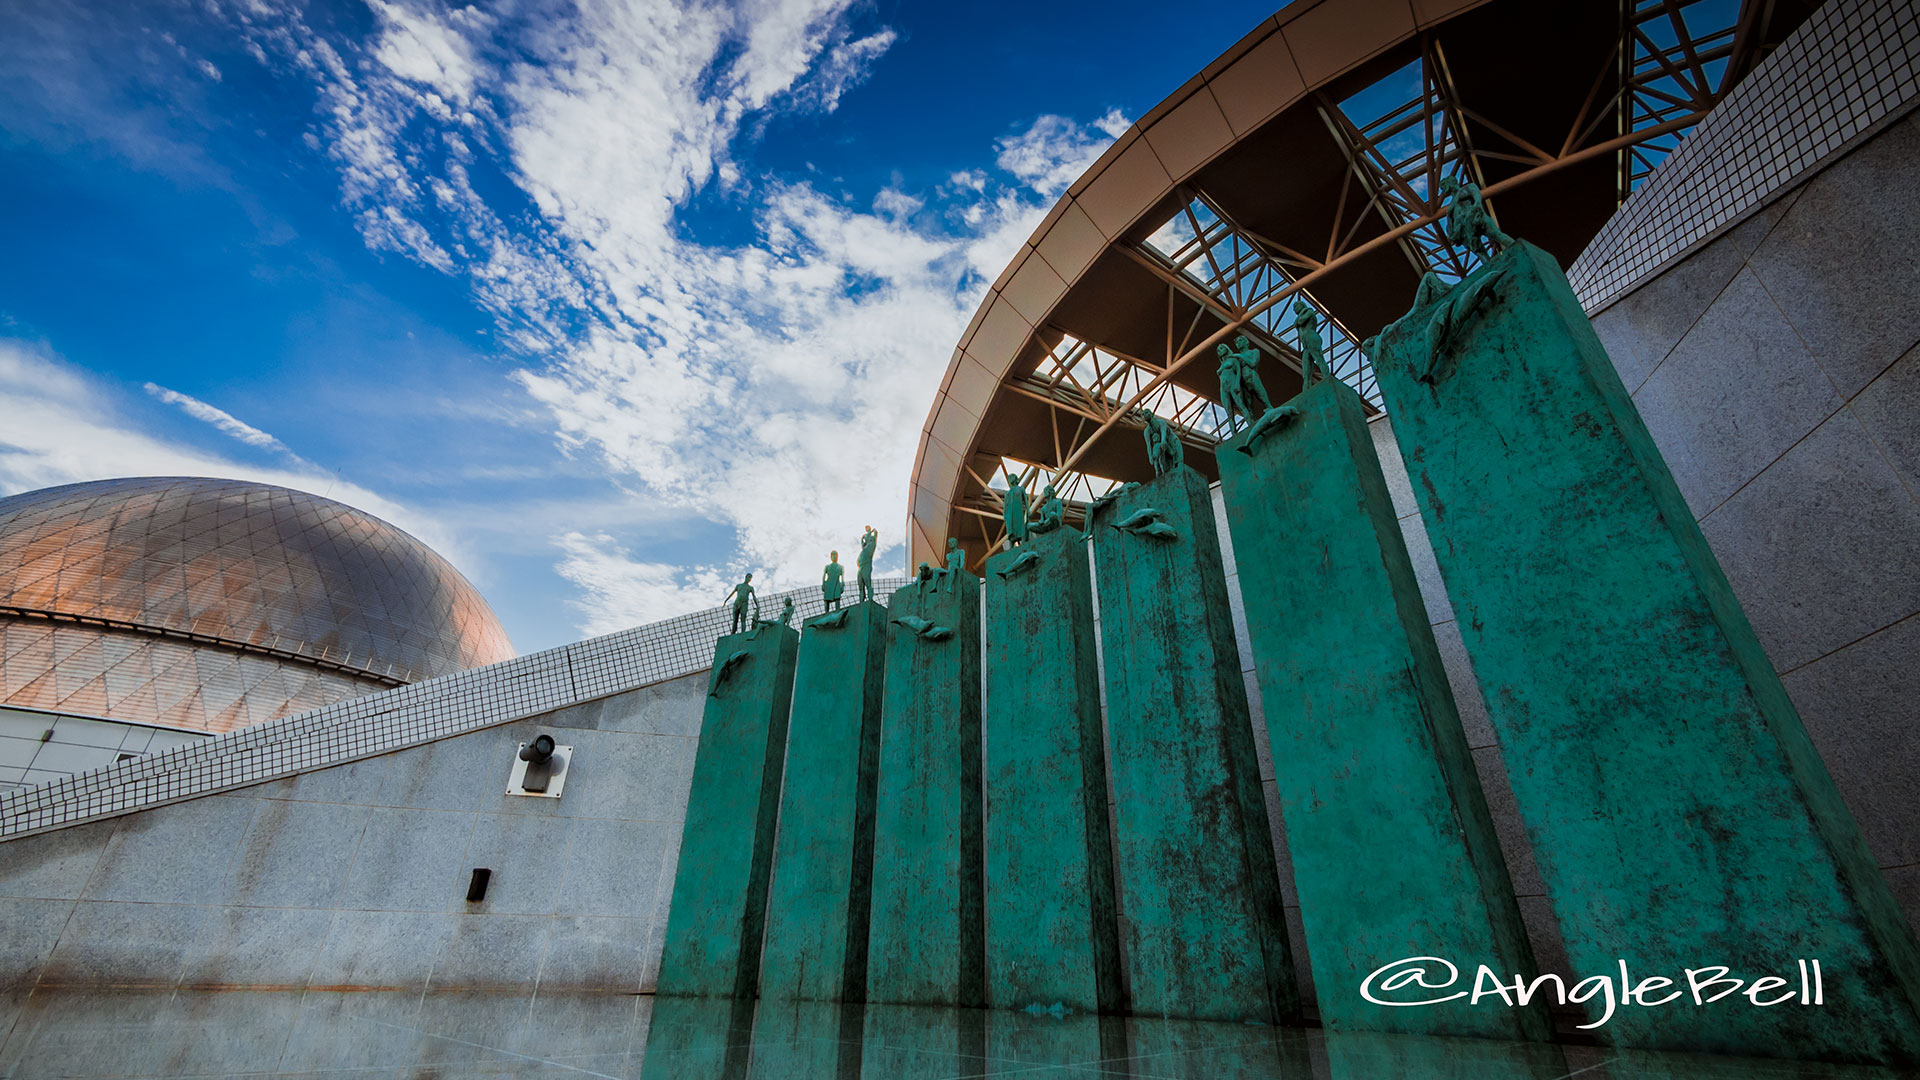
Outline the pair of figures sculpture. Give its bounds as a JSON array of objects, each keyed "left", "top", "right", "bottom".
[
  {"left": 720, "top": 574, "right": 795, "bottom": 635},
  {"left": 820, "top": 524, "right": 878, "bottom": 611},
  {"left": 912, "top": 536, "right": 968, "bottom": 594},
  {"left": 1000, "top": 471, "right": 1067, "bottom": 548}
]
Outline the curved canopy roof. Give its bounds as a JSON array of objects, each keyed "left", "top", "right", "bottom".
[{"left": 908, "top": 0, "right": 1814, "bottom": 570}]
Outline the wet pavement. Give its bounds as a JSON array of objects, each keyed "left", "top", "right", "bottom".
[{"left": 0, "top": 990, "right": 1914, "bottom": 1078}]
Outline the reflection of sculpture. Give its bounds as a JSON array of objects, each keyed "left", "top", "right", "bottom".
[
  {"left": 1141, "top": 410, "right": 1182, "bottom": 476},
  {"left": 709, "top": 649, "right": 750, "bottom": 696},
  {"left": 1439, "top": 175, "right": 1512, "bottom": 261},
  {"left": 858, "top": 526, "right": 878, "bottom": 604},
  {"left": 892, "top": 614, "right": 954, "bottom": 641},
  {"left": 822, "top": 551, "right": 845, "bottom": 611},
  {"left": 722, "top": 573, "right": 756, "bottom": 635},
  {"left": 1003, "top": 472, "right": 1029, "bottom": 547},
  {"left": 1292, "top": 300, "right": 1326, "bottom": 388},
  {"left": 1030, "top": 484, "right": 1064, "bottom": 534},
  {"left": 996, "top": 549, "right": 1041, "bottom": 579},
  {"left": 1216, "top": 335, "right": 1272, "bottom": 433},
  {"left": 778, "top": 596, "right": 795, "bottom": 627},
  {"left": 1112, "top": 506, "right": 1180, "bottom": 542},
  {"left": 942, "top": 537, "right": 965, "bottom": 591}
]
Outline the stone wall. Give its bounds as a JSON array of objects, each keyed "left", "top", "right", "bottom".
[{"left": 0, "top": 672, "right": 704, "bottom": 994}]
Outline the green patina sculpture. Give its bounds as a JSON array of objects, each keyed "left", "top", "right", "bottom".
[
  {"left": 722, "top": 572, "right": 757, "bottom": 635},
  {"left": 995, "top": 548, "right": 1041, "bottom": 579},
  {"left": 708, "top": 648, "right": 750, "bottom": 697},
  {"left": 1439, "top": 174, "right": 1512, "bottom": 261},
  {"left": 942, "top": 537, "right": 965, "bottom": 591},
  {"left": 892, "top": 613, "right": 955, "bottom": 641},
  {"left": 808, "top": 606, "right": 850, "bottom": 630},
  {"left": 1003, "top": 472, "right": 1029, "bottom": 547},
  {"left": 1110, "top": 506, "right": 1178, "bottom": 542},
  {"left": 915, "top": 561, "right": 935, "bottom": 592},
  {"left": 822, "top": 550, "right": 845, "bottom": 611},
  {"left": 1291, "top": 300, "right": 1326, "bottom": 388},
  {"left": 858, "top": 526, "right": 878, "bottom": 604},
  {"left": 1215, "top": 334, "right": 1273, "bottom": 433},
  {"left": 1140, "top": 409, "right": 1182, "bottom": 476},
  {"left": 778, "top": 595, "right": 796, "bottom": 628},
  {"left": 1030, "top": 484, "right": 1064, "bottom": 534}
]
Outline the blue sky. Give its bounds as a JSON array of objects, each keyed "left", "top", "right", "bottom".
[{"left": 0, "top": 0, "right": 1287, "bottom": 653}]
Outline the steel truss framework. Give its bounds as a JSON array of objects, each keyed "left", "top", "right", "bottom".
[{"left": 949, "top": 0, "right": 1784, "bottom": 565}]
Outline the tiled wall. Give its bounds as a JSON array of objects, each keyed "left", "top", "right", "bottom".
[
  {"left": 0, "top": 577, "right": 909, "bottom": 841},
  {"left": 0, "top": 672, "right": 704, "bottom": 995},
  {"left": 0, "top": 707, "right": 206, "bottom": 793},
  {"left": 1568, "top": 0, "right": 1920, "bottom": 312}
]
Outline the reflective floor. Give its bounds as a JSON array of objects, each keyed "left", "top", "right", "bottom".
[{"left": 1, "top": 990, "right": 1914, "bottom": 1079}]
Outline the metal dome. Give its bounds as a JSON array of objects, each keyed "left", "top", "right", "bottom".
[{"left": 0, "top": 477, "right": 515, "bottom": 732}]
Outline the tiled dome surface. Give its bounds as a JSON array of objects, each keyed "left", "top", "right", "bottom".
[{"left": 0, "top": 478, "right": 515, "bottom": 732}]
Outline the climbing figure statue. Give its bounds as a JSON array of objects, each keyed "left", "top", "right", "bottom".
[
  {"left": 1141, "top": 409, "right": 1183, "bottom": 477},
  {"left": 1292, "top": 300, "right": 1327, "bottom": 390},
  {"left": 722, "top": 573, "right": 757, "bottom": 635},
  {"left": 1439, "top": 175, "right": 1512, "bottom": 262},
  {"left": 777, "top": 595, "right": 795, "bottom": 628},
  {"left": 821, "top": 550, "right": 845, "bottom": 612},
  {"left": 857, "top": 526, "right": 878, "bottom": 604}
]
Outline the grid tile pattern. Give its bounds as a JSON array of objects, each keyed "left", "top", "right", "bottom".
[
  {"left": 1570, "top": 0, "right": 1920, "bottom": 312},
  {"left": 0, "top": 477, "right": 516, "bottom": 732},
  {"left": 0, "top": 577, "right": 908, "bottom": 840}
]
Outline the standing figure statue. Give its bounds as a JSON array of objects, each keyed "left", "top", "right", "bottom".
[
  {"left": 722, "top": 573, "right": 757, "bottom": 635},
  {"left": 1292, "top": 300, "right": 1326, "bottom": 389},
  {"left": 1002, "top": 471, "right": 1029, "bottom": 547},
  {"left": 1141, "top": 409, "right": 1183, "bottom": 477},
  {"left": 942, "top": 537, "right": 965, "bottom": 591},
  {"left": 1216, "top": 334, "right": 1273, "bottom": 432},
  {"left": 821, "top": 550, "right": 845, "bottom": 612},
  {"left": 778, "top": 595, "right": 796, "bottom": 627},
  {"left": 857, "top": 526, "right": 878, "bottom": 604},
  {"left": 1030, "top": 483, "right": 1064, "bottom": 534},
  {"left": 1439, "top": 175, "right": 1512, "bottom": 261}
]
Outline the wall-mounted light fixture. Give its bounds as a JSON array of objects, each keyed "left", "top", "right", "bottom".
[{"left": 507, "top": 734, "right": 571, "bottom": 798}]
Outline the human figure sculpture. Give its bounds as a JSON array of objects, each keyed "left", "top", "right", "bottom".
[
  {"left": 942, "top": 537, "right": 965, "bottom": 591},
  {"left": 778, "top": 595, "right": 795, "bottom": 627},
  {"left": 858, "top": 526, "right": 878, "bottom": 604},
  {"left": 1292, "top": 300, "right": 1327, "bottom": 389},
  {"left": 821, "top": 550, "right": 845, "bottom": 611},
  {"left": 1439, "top": 175, "right": 1512, "bottom": 262},
  {"left": 1141, "top": 409, "right": 1183, "bottom": 477},
  {"left": 1003, "top": 471, "right": 1029, "bottom": 547},
  {"left": 1216, "top": 334, "right": 1273, "bottom": 432},
  {"left": 1030, "top": 484, "right": 1064, "bottom": 534},
  {"left": 915, "top": 561, "right": 935, "bottom": 593},
  {"left": 722, "top": 573, "right": 756, "bottom": 635}
]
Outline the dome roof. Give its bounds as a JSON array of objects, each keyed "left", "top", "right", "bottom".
[{"left": 0, "top": 477, "right": 514, "bottom": 685}]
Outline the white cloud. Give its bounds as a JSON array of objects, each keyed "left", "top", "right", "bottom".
[
  {"left": 367, "top": 0, "right": 487, "bottom": 103},
  {"left": 0, "top": 341, "right": 473, "bottom": 574},
  {"left": 220, "top": 0, "right": 1127, "bottom": 631},
  {"left": 142, "top": 381, "right": 306, "bottom": 462},
  {"left": 995, "top": 108, "right": 1131, "bottom": 200},
  {"left": 553, "top": 531, "right": 733, "bottom": 638}
]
